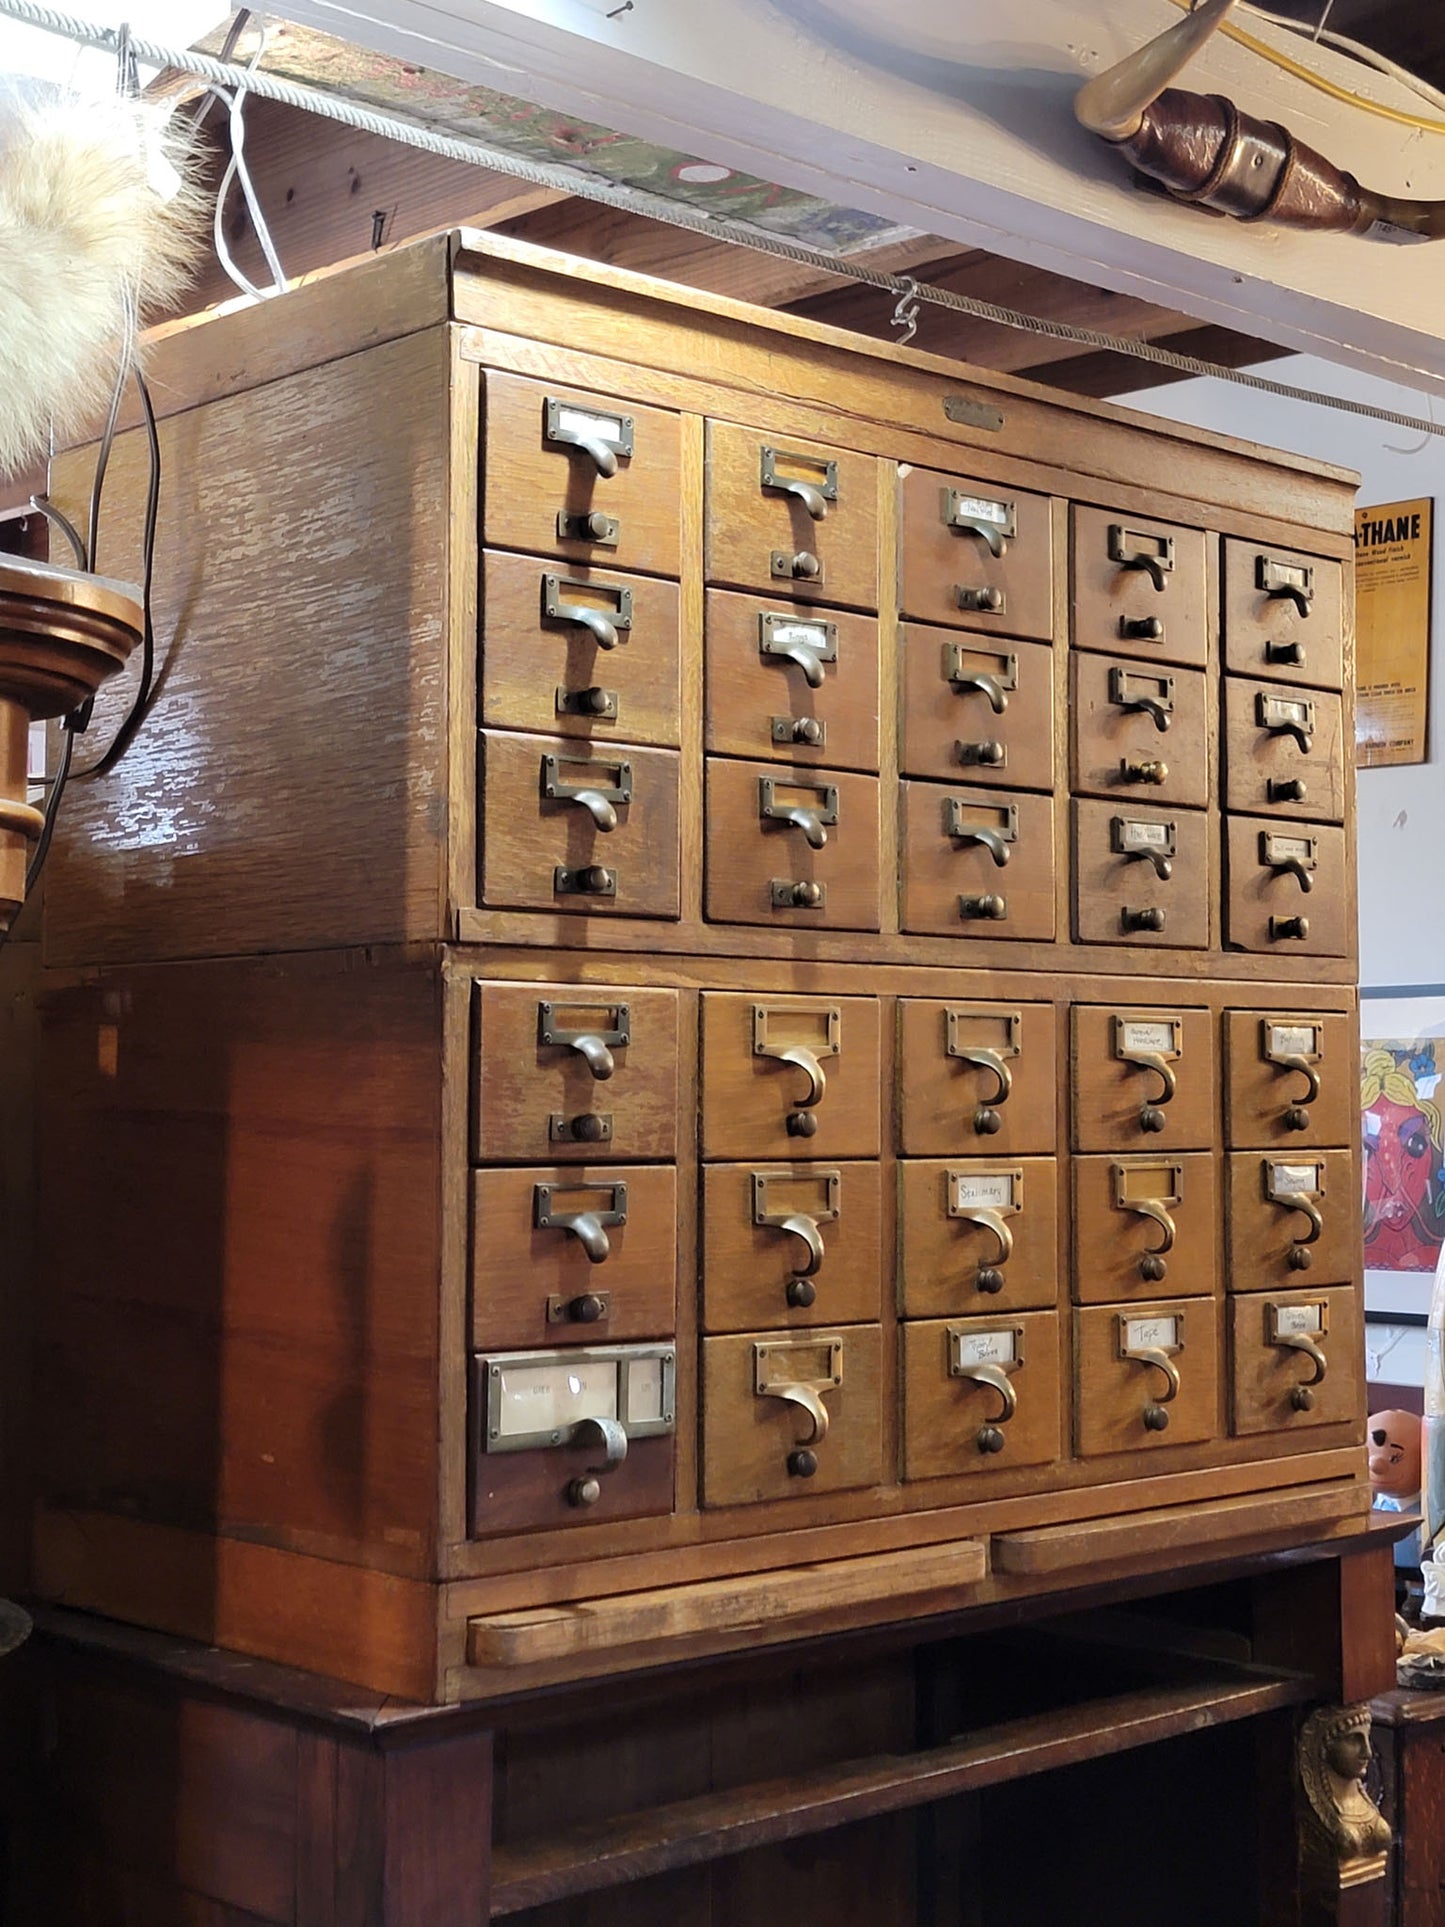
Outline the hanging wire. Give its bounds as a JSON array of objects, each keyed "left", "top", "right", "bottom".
[
  {"left": 890, "top": 276, "right": 921, "bottom": 346},
  {"left": 0, "top": 0, "right": 1443, "bottom": 442}
]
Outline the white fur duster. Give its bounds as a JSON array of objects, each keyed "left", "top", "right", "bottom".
[{"left": 0, "top": 84, "right": 203, "bottom": 479}]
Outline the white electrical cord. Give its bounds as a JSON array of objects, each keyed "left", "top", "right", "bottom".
[
  {"left": 2, "top": 0, "right": 1445, "bottom": 440},
  {"left": 1243, "top": 1, "right": 1445, "bottom": 118}
]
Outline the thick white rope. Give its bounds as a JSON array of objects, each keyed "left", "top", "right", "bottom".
[{"left": 3, "top": 0, "right": 1444, "bottom": 438}]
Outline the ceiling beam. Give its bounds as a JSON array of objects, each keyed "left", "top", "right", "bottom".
[{"left": 494, "top": 199, "right": 967, "bottom": 308}]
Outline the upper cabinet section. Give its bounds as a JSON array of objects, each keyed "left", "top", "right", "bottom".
[
  {"left": 705, "top": 422, "right": 879, "bottom": 610},
  {"left": 483, "top": 372, "right": 683, "bottom": 578}
]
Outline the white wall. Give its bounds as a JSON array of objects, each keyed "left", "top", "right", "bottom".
[{"left": 1123, "top": 356, "right": 1445, "bottom": 993}]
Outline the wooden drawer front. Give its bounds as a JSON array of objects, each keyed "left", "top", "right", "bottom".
[
  {"left": 700, "top": 992, "right": 880, "bottom": 1161},
  {"left": 1223, "top": 539, "right": 1343, "bottom": 690},
  {"left": 704, "top": 591, "right": 879, "bottom": 772},
  {"left": 702, "top": 1162, "right": 882, "bottom": 1333},
  {"left": 480, "top": 731, "right": 680, "bottom": 919},
  {"left": 1072, "top": 798, "right": 1209, "bottom": 949},
  {"left": 1226, "top": 1149, "right": 1357, "bottom": 1291},
  {"left": 1073, "top": 1153, "right": 1219, "bottom": 1305},
  {"left": 898, "top": 999, "right": 1058, "bottom": 1158},
  {"left": 1075, "top": 1300, "right": 1219, "bottom": 1455},
  {"left": 900, "top": 782, "right": 1055, "bottom": 939},
  {"left": 1072, "top": 505, "right": 1210, "bottom": 669},
  {"left": 470, "top": 1165, "right": 677, "bottom": 1349},
  {"left": 1224, "top": 816, "right": 1349, "bottom": 956},
  {"left": 1229, "top": 1288, "right": 1360, "bottom": 1436},
  {"left": 482, "top": 372, "right": 682, "bottom": 577},
  {"left": 481, "top": 551, "right": 681, "bottom": 748},
  {"left": 898, "top": 467, "right": 1054, "bottom": 640},
  {"left": 704, "top": 758, "right": 881, "bottom": 930},
  {"left": 701, "top": 1325, "right": 884, "bottom": 1506},
  {"left": 902, "top": 1312, "right": 1061, "bottom": 1482},
  {"left": 898, "top": 1157, "right": 1059, "bottom": 1318},
  {"left": 470, "top": 1344, "right": 675, "bottom": 1534},
  {"left": 705, "top": 422, "right": 878, "bottom": 611},
  {"left": 1069, "top": 654, "right": 1208, "bottom": 809},
  {"left": 471, "top": 982, "right": 679, "bottom": 1163},
  {"left": 1224, "top": 677, "right": 1345, "bottom": 823},
  {"left": 1224, "top": 1009, "right": 1355, "bottom": 1150},
  {"left": 900, "top": 627, "right": 1054, "bottom": 791},
  {"left": 1071, "top": 1003, "right": 1215, "bottom": 1153}
]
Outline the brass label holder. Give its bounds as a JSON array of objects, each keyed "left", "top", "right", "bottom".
[
  {"left": 760, "top": 445, "right": 838, "bottom": 521},
  {"left": 543, "top": 396, "right": 634, "bottom": 476},
  {"left": 752, "top": 1169, "right": 842, "bottom": 1280},
  {"left": 541, "top": 572, "right": 632, "bottom": 650},
  {"left": 1117, "top": 1310, "right": 1184, "bottom": 1430},
  {"left": 941, "top": 488, "right": 1016, "bottom": 555},
  {"left": 944, "top": 642, "right": 1017, "bottom": 714},
  {"left": 758, "top": 611, "right": 837, "bottom": 689},
  {"left": 533, "top": 1180, "right": 629, "bottom": 1264},
  {"left": 753, "top": 1335, "right": 844, "bottom": 1449},
  {"left": 752, "top": 1003, "right": 841, "bottom": 1116}
]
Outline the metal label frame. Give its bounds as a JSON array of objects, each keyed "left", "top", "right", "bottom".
[{"left": 481, "top": 1343, "right": 676, "bottom": 1454}]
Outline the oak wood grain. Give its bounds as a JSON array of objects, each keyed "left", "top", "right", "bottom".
[
  {"left": 898, "top": 465, "right": 1054, "bottom": 640},
  {"left": 704, "top": 589, "right": 880, "bottom": 772}
]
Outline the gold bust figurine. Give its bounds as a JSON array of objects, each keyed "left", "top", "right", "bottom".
[{"left": 1299, "top": 1704, "right": 1392, "bottom": 1889}]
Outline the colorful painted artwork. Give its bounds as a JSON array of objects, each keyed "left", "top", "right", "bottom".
[{"left": 1362, "top": 1039, "right": 1445, "bottom": 1272}]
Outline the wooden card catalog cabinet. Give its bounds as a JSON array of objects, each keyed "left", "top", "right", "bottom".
[{"left": 33, "top": 233, "right": 1364, "bottom": 1703}]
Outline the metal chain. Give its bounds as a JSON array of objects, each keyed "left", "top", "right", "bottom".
[{"left": 3, "top": 0, "right": 1443, "bottom": 437}]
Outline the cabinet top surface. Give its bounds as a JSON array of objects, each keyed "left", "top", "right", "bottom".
[{"left": 125, "top": 228, "right": 1357, "bottom": 527}]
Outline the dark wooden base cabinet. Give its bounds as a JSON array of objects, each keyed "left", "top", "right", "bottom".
[
  {"left": 4, "top": 1522, "right": 1401, "bottom": 1926},
  {"left": 1371, "top": 1683, "right": 1445, "bottom": 1927}
]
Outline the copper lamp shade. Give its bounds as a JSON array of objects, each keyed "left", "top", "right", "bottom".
[{"left": 0, "top": 558, "right": 143, "bottom": 930}]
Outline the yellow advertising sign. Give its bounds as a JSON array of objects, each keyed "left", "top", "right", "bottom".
[{"left": 1355, "top": 496, "right": 1432, "bottom": 767}]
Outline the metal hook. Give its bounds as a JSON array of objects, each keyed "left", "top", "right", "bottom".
[{"left": 891, "top": 277, "right": 921, "bottom": 346}]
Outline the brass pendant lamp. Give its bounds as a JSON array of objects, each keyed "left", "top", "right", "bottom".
[{"left": 0, "top": 556, "right": 142, "bottom": 929}]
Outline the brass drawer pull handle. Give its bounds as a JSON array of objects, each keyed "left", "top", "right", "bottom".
[
  {"left": 1132, "top": 1346, "right": 1181, "bottom": 1405},
  {"left": 774, "top": 716, "right": 825, "bottom": 747},
  {"left": 759, "top": 778, "right": 838, "bottom": 850},
  {"left": 541, "top": 755, "right": 632, "bottom": 833},
  {"left": 533, "top": 1181, "right": 628, "bottom": 1264},
  {"left": 1112, "top": 814, "right": 1175, "bottom": 880},
  {"left": 1268, "top": 778, "right": 1308, "bottom": 806},
  {"left": 1272, "top": 1186, "right": 1324, "bottom": 1244},
  {"left": 952, "top": 1045, "right": 1011, "bottom": 1105},
  {"left": 565, "top": 1414, "right": 629, "bottom": 1509},
  {"left": 759, "top": 612, "right": 837, "bottom": 689},
  {"left": 536, "top": 1002, "right": 630, "bottom": 1080},
  {"left": 752, "top": 1171, "right": 840, "bottom": 1280},
  {"left": 1258, "top": 690, "right": 1315, "bottom": 754},
  {"left": 954, "top": 1204, "right": 1013, "bottom": 1264},
  {"left": 1126, "top": 1197, "right": 1176, "bottom": 1254},
  {"left": 1271, "top": 915, "right": 1310, "bottom": 941},
  {"left": 1109, "top": 666, "right": 1174, "bottom": 733},
  {"left": 554, "top": 864, "right": 616, "bottom": 898},
  {"left": 1108, "top": 523, "right": 1175, "bottom": 593},
  {"left": 753, "top": 1336, "right": 843, "bottom": 1451},
  {"left": 1262, "top": 831, "right": 1316, "bottom": 894},
  {"left": 941, "top": 489, "right": 1016, "bottom": 557},
  {"left": 1277, "top": 1055, "right": 1321, "bottom": 1107},
  {"left": 541, "top": 574, "right": 632, "bottom": 650},
  {"left": 945, "top": 646, "right": 1016, "bottom": 713},
  {"left": 760, "top": 446, "right": 837, "bottom": 522},
  {"left": 773, "top": 1045, "right": 827, "bottom": 1108},
  {"left": 544, "top": 397, "right": 633, "bottom": 478},
  {"left": 1280, "top": 1330, "right": 1328, "bottom": 1386},
  {"left": 946, "top": 798, "right": 1018, "bottom": 867},
  {"left": 1119, "top": 616, "right": 1164, "bottom": 642},
  {"left": 956, "top": 1360, "right": 1017, "bottom": 1427},
  {"left": 1258, "top": 554, "right": 1314, "bottom": 617},
  {"left": 1266, "top": 639, "right": 1305, "bottom": 667},
  {"left": 771, "top": 878, "right": 827, "bottom": 909}
]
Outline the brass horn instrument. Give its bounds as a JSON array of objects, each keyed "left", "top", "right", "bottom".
[{"left": 1075, "top": 0, "right": 1445, "bottom": 239}]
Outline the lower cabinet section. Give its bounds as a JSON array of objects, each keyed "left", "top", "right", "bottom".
[
  {"left": 901, "top": 1311, "right": 1061, "bottom": 1481},
  {"left": 470, "top": 1343, "right": 677, "bottom": 1534},
  {"left": 1075, "top": 1299, "right": 1220, "bottom": 1455},
  {"left": 1229, "top": 1287, "right": 1361, "bottom": 1435},
  {"left": 701, "top": 1325, "right": 884, "bottom": 1506}
]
